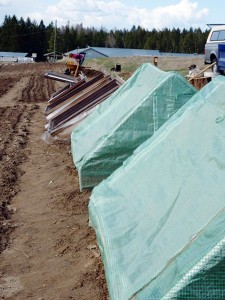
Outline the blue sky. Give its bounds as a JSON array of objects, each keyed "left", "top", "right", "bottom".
[{"left": 0, "top": 0, "right": 223, "bottom": 31}]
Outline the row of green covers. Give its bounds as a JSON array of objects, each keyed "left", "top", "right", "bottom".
[
  {"left": 71, "top": 63, "right": 197, "bottom": 190},
  {"left": 89, "top": 76, "right": 225, "bottom": 300}
]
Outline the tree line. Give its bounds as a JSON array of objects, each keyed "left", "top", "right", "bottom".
[{"left": 0, "top": 15, "right": 209, "bottom": 61}]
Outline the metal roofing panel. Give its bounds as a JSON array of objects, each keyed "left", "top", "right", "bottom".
[
  {"left": 50, "top": 86, "right": 119, "bottom": 137},
  {"left": 65, "top": 47, "right": 160, "bottom": 58},
  {"left": 45, "top": 74, "right": 107, "bottom": 116},
  {"left": 88, "top": 47, "right": 160, "bottom": 57},
  {"left": 46, "top": 76, "right": 114, "bottom": 122},
  {"left": 49, "top": 79, "right": 121, "bottom": 131},
  {"left": 0, "top": 52, "right": 28, "bottom": 57},
  {"left": 43, "top": 71, "right": 78, "bottom": 84}
]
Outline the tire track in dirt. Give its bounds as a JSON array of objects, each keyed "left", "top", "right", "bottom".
[
  {"left": 20, "top": 75, "right": 60, "bottom": 103},
  {"left": 0, "top": 77, "right": 20, "bottom": 98},
  {"left": 0, "top": 105, "right": 37, "bottom": 252},
  {"left": 0, "top": 75, "right": 30, "bottom": 106},
  {"left": 0, "top": 63, "right": 64, "bottom": 253}
]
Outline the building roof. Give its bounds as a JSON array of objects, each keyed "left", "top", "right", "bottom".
[
  {"left": 0, "top": 52, "right": 29, "bottom": 57},
  {"left": 66, "top": 47, "right": 160, "bottom": 58}
]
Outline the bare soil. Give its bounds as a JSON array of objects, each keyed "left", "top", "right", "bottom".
[{"left": 0, "top": 62, "right": 108, "bottom": 300}]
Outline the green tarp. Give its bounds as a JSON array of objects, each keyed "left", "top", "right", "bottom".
[
  {"left": 89, "top": 76, "right": 225, "bottom": 300},
  {"left": 71, "top": 63, "right": 196, "bottom": 190}
]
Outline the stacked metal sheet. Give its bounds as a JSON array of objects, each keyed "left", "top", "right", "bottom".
[
  {"left": 42, "top": 70, "right": 124, "bottom": 142},
  {"left": 43, "top": 71, "right": 78, "bottom": 84}
]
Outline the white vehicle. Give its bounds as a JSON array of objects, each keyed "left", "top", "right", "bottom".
[{"left": 204, "top": 24, "right": 225, "bottom": 73}]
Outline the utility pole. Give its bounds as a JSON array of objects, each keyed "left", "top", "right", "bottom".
[{"left": 53, "top": 20, "right": 57, "bottom": 63}]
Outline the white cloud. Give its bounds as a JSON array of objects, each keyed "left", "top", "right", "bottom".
[
  {"left": 24, "top": 0, "right": 209, "bottom": 30},
  {"left": 0, "top": 0, "right": 11, "bottom": 5},
  {"left": 135, "top": 0, "right": 209, "bottom": 29}
]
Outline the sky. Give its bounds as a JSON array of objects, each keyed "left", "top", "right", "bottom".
[{"left": 0, "top": 0, "right": 224, "bottom": 31}]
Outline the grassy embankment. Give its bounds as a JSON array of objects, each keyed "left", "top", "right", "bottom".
[{"left": 81, "top": 56, "right": 205, "bottom": 80}]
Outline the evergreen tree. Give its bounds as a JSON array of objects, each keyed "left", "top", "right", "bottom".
[
  {"left": 0, "top": 15, "right": 20, "bottom": 51},
  {"left": 136, "top": 26, "right": 147, "bottom": 49},
  {"left": 47, "top": 21, "right": 61, "bottom": 53},
  {"left": 144, "top": 29, "right": 157, "bottom": 49},
  {"left": 92, "top": 27, "right": 107, "bottom": 47},
  {"left": 0, "top": 14, "right": 208, "bottom": 55},
  {"left": 36, "top": 20, "right": 48, "bottom": 60},
  {"left": 170, "top": 28, "right": 181, "bottom": 53},
  {"left": 106, "top": 30, "right": 116, "bottom": 48},
  {"left": 84, "top": 28, "right": 94, "bottom": 48},
  {"left": 114, "top": 30, "right": 124, "bottom": 48}
]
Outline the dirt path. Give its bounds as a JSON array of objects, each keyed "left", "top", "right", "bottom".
[{"left": 0, "top": 62, "right": 108, "bottom": 299}]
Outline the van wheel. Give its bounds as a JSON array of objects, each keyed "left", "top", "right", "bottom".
[{"left": 211, "top": 58, "right": 218, "bottom": 73}]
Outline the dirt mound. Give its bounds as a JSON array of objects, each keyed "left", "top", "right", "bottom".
[{"left": 80, "top": 67, "right": 103, "bottom": 78}]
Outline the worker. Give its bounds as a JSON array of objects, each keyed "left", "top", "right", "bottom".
[{"left": 69, "top": 53, "right": 85, "bottom": 66}]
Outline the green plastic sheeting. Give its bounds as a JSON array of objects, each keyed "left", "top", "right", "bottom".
[
  {"left": 89, "top": 76, "right": 225, "bottom": 300},
  {"left": 71, "top": 63, "right": 197, "bottom": 190}
]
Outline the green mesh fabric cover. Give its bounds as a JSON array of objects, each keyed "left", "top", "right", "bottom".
[
  {"left": 71, "top": 63, "right": 196, "bottom": 190},
  {"left": 89, "top": 76, "right": 225, "bottom": 300}
]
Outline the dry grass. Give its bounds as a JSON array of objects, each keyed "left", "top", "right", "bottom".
[{"left": 81, "top": 55, "right": 205, "bottom": 78}]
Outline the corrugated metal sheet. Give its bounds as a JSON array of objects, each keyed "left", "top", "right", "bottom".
[
  {"left": 50, "top": 84, "right": 73, "bottom": 100},
  {"left": 49, "top": 79, "right": 120, "bottom": 132},
  {"left": 42, "top": 69, "right": 124, "bottom": 142},
  {"left": 43, "top": 71, "right": 78, "bottom": 84},
  {"left": 45, "top": 74, "right": 105, "bottom": 115}
]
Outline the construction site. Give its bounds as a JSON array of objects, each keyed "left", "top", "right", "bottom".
[{"left": 0, "top": 54, "right": 224, "bottom": 299}]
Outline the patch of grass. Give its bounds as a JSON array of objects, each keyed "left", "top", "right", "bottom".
[
  {"left": 82, "top": 56, "right": 205, "bottom": 80},
  {"left": 83, "top": 56, "right": 153, "bottom": 75}
]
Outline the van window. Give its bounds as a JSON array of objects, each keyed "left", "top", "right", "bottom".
[
  {"left": 218, "top": 31, "right": 225, "bottom": 40},
  {"left": 210, "top": 30, "right": 225, "bottom": 41},
  {"left": 211, "top": 31, "right": 219, "bottom": 41}
]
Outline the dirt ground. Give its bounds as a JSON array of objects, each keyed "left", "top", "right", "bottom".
[{"left": 0, "top": 62, "right": 108, "bottom": 300}]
